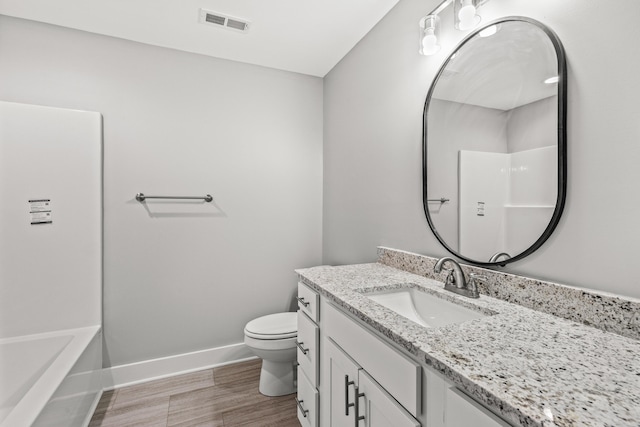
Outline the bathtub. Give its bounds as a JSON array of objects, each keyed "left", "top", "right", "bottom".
[{"left": 0, "top": 326, "right": 102, "bottom": 427}]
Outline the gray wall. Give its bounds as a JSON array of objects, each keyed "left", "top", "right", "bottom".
[
  {"left": 507, "top": 96, "right": 557, "bottom": 153},
  {"left": 323, "top": 0, "right": 640, "bottom": 299},
  {"left": 0, "top": 16, "right": 323, "bottom": 367}
]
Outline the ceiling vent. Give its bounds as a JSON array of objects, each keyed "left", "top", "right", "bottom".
[{"left": 199, "top": 9, "right": 250, "bottom": 33}]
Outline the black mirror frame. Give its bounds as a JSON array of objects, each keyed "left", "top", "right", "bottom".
[{"left": 422, "top": 16, "right": 567, "bottom": 267}]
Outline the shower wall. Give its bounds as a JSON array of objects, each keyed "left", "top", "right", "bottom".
[
  {"left": 0, "top": 101, "right": 102, "bottom": 338},
  {"left": 458, "top": 151, "right": 508, "bottom": 261},
  {"left": 459, "top": 146, "right": 557, "bottom": 260}
]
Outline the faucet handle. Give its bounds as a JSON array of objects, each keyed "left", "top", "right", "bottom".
[
  {"left": 468, "top": 273, "right": 488, "bottom": 291},
  {"left": 469, "top": 273, "right": 488, "bottom": 281},
  {"left": 444, "top": 269, "right": 456, "bottom": 287}
]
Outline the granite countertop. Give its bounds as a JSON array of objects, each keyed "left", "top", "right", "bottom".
[{"left": 296, "top": 262, "right": 640, "bottom": 427}]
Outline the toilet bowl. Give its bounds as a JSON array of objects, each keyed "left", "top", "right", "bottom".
[{"left": 244, "top": 312, "right": 297, "bottom": 396}]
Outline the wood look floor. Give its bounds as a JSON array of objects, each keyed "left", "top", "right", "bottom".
[{"left": 89, "top": 359, "right": 301, "bottom": 427}]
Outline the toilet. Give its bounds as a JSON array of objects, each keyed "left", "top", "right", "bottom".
[{"left": 244, "top": 312, "right": 297, "bottom": 396}]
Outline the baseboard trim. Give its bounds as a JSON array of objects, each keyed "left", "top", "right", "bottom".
[{"left": 103, "top": 342, "right": 255, "bottom": 390}]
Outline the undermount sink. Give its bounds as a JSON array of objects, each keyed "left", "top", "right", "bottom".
[{"left": 364, "top": 287, "right": 488, "bottom": 328}]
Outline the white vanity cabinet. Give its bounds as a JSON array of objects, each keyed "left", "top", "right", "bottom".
[
  {"left": 298, "top": 281, "right": 514, "bottom": 427},
  {"left": 325, "top": 338, "right": 420, "bottom": 427},
  {"left": 323, "top": 300, "right": 421, "bottom": 427}
]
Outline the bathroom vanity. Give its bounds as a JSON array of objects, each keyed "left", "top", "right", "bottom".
[{"left": 294, "top": 248, "right": 640, "bottom": 427}]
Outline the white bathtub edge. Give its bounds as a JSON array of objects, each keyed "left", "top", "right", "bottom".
[
  {"left": 103, "top": 342, "right": 255, "bottom": 390},
  {"left": 81, "top": 388, "right": 103, "bottom": 427},
  {"left": 1, "top": 325, "right": 101, "bottom": 427}
]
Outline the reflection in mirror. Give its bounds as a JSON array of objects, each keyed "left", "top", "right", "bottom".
[{"left": 423, "top": 17, "right": 566, "bottom": 266}]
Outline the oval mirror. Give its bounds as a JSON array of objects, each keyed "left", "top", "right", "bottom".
[{"left": 423, "top": 17, "right": 566, "bottom": 266}]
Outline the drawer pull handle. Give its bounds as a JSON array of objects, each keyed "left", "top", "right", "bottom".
[
  {"left": 296, "top": 296, "right": 310, "bottom": 307},
  {"left": 295, "top": 397, "right": 309, "bottom": 417},
  {"left": 296, "top": 340, "right": 309, "bottom": 355},
  {"left": 345, "top": 375, "right": 355, "bottom": 416},
  {"left": 354, "top": 386, "right": 365, "bottom": 426}
]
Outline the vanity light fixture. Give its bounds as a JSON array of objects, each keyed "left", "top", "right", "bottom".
[
  {"left": 419, "top": 15, "right": 441, "bottom": 56},
  {"left": 419, "top": 0, "right": 488, "bottom": 56}
]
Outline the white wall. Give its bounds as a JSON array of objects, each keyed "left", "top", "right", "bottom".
[
  {"left": 323, "top": 0, "right": 640, "bottom": 299},
  {"left": 0, "top": 16, "right": 323, "bottom": 367},
  {"left": 0, "top": 101, "right": 102, "bottom": 338}
]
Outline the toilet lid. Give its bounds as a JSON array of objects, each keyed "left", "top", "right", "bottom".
[{"left": 244, "top": 312, "right": 297, "bottom": 340}]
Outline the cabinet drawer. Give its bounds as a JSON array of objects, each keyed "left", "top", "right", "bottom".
[
  {"left": 324, "top": 302, "right": 421, "bottom": 417},
  {"left": 297, "top": 366, "right": 319, "bottom": 427},
  {"left": 297, "top": 311, "right": 319, "bottom": 386},
  {"left": 297, "top": 282, "right": 319, "bottom": 322}
]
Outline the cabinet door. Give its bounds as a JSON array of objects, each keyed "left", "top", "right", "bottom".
[
  {"left": 356, "top": 370, "right": 420, "bottom": 427},
  {"left": 325, "top": 338, "right": 361, "bottom": 427},
  {"left": 444, "top": 387, "right": 512, "bottom": 427}
]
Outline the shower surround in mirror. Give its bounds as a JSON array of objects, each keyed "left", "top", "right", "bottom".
[
  {"left": 459, "top": 146, "right": 556, "bottom": 260},
  {"left": 424, "top": 18, "right": 566, "bottom": 266}
]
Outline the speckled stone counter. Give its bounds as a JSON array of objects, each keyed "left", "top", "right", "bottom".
[{"left": 296, "top": 257, "right": 640, "bottom": 427}]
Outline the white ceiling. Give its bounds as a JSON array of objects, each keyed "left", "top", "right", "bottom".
[{"left": 0, "top": 0, "right": 399, "bottom": 77}]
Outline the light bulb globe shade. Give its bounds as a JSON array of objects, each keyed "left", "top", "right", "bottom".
[
  {"left": 458, "top": 4, "right": 476, "bottom": 21},
  {"left": 458, "top": 4, "right": 478, "bottom": 30},
  {"left": 421, "top": 33, "right": 440, "bottom": 55}
]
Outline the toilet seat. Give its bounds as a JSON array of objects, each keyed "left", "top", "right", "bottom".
[{"left": 244, "top": 312, "right": 297, "bottom": 340}]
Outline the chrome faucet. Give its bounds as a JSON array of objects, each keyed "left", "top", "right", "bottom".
[
  {"left": 434, "top": 257, "right": 466, "bottom": 288},
  {"left": 433, "top": 257, "right": 482, "bottom": 298}
]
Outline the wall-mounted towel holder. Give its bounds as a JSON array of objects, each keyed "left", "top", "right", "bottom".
[{"left": 135, "top": 193, "right": 213, "bottom": 202}]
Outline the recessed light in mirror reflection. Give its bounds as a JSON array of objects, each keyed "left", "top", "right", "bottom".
[
  {"left": 544, "top": 76, "right": 560, "bottom": 84},
  {"left": 479, "top": 25, "right": 499, "bottom": 37}
]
